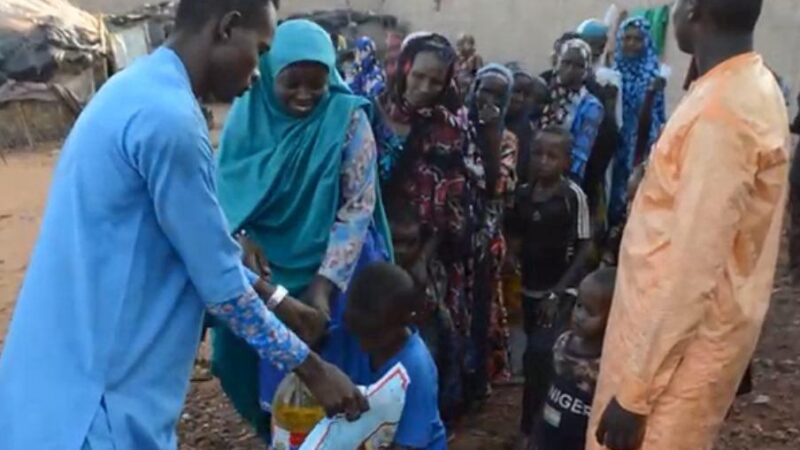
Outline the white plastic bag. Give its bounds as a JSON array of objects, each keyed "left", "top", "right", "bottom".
[{"left": 300, "top": 363, "right": 409, "bottom": 450}]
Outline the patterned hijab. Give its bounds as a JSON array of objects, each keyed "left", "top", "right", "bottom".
[
  {"left": 378, "top": 32, "right": 465, "bottom": 197},
  {"left": 347, "top": 36, "right": 386, "bottom": 98},
  {"left": 614, "top": 17, "right": 664, "bottom": 142},
  {"left": 540, "top": 38, "right": 593, "bottom": 129},
  {"left": 381, "top": 31, "right": 461, "bottom": 125}
]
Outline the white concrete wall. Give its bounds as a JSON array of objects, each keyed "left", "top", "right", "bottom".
[
  {"left": 73, "top": 0, "right": 150, "bottom": 14},
  {"left": 280, "top": 0, "right": 800, "bottom": 112},
  {"left": 74, "top": 0, "right": 800, "bottom": 111}
]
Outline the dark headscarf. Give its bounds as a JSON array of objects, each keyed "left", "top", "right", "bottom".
[
  {"left": 378, "top": 32, "right": 466, "bottom": 205},
  {"left": 505, "top": 63, "right": 538, "bottom": 182},
  {"left": 384, "top": 31, "right": 462, "bottom": 120}
]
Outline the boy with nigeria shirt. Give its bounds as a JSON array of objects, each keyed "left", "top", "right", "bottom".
[{"left": 506, "top": 126, "right": 593, "bottom": 441}]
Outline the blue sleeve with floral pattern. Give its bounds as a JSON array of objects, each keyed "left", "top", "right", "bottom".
[
  {"left": 206, "top": 288, "right": 310, "bottom": 372},
  {"left": 318, "top": 110, "right": 377, "bottom": 291}
]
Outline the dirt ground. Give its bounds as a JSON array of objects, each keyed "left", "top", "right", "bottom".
[
  {"left": 0, "top": 148, "right": 798, "bottom": 449},
  {"left": 0, "top": 149, "right": 58, "bottom": 347}
]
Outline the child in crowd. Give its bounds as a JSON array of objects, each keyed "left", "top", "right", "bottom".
[
  {"left": 506, "top": 126, "right": 592, "bottom": 442},
  {"left": 388, "top": 205, "right": 461, "bottom": 427},
  {"left": 456, "top": 33, "right": 484, "bottom": 77},
  {"left": 328, "top": 262, "right": 447, "bottom": 450},
  {"left": 530, "top": 268, "right": 616, "bottom": 450},
  {"left": 389, "top": 206, "right": 443, "bottom": 357},
  {"left": 503, "top": 68, "right": 552, "bottom": 377},
  {"left": 505, "top": 63, "right": 550, "bottom": 184}
]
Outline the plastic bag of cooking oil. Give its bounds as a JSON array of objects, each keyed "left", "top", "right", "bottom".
[
  {"left": 271, "top": 373, "right": 325, "bottom": 450},
  {"left": 299, "top": 363, "right": 409, "bottom": 450}
]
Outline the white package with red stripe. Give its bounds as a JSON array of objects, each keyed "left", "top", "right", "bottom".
[{"left": 300, "top": 363, "right": 409, "bottom": 450}]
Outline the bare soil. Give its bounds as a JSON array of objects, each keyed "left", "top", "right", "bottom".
[{"left": 1, "top": 149, "right": 798, "bottom": 450}]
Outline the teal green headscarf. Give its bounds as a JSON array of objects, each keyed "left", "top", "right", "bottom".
[
  {"left": 213, "top": 19, "right": 391, "bottom": 436},
  {"left": 217, "top": 19, "right": 389, "bottom": 295}
]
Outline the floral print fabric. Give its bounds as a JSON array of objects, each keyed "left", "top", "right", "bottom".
[
  {"left": 318, "top": 111, "right": 379, "bottom": 291},
  {"left": 347, "top": 36, "right": 387, "bottom": 99},
  {"left": 207, "top": 290, "right": 310, "bottom": 373}
]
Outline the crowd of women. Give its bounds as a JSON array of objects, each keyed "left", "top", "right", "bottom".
[
  {"left": 1, "top": 1, "right": 788, "bottom": 449},
  {"left": 209, "top": 13, "right": 668, "bottom": 439}
]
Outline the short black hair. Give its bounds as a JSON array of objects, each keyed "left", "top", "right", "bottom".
[
  {"left": 583, "top": 267, "right": 617, "bottom": 309},
  {"left": 700, "top": 0, "right": 763, "bottom": 33},
  {"left": 348, "top": 262, "right": 421, "bottom": 317},
  {"left": 587, "top": 267, "right": 617, "bottom": 292},
  {"left": 536, "top": 125, "right": 573, "bottom": 154},
  {"left": 174, "top": 0, "right": 277, "bottom": 31}
]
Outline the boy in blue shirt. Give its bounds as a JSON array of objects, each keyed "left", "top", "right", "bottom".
[{"left": 328, "top": 262, "right": 447, "bottom": 449}]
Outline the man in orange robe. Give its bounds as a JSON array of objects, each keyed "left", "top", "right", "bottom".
[{"left": 589, "top": 1, "right": 789, "bottom": 449}]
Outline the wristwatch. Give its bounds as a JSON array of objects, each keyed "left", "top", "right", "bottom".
[{"left": 267, "top": 285, "right": 288, "bottom": 311}]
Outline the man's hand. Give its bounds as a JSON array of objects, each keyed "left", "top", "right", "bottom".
[
  {"left": 303, "top": 275, "right": 334, "bottom": 320},
  {"left": 295, "top": 353, "right": 369, "bottom": 420},
  {"left": 595, "top": 397, "right": 647, "bottom": 450}
]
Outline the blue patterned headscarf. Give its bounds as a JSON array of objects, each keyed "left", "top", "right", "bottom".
[
  {"left": 614, "top": 16, "right": 665, "bottom": 153},
  {"left": 347, "top": 36, "right": 386, "bottom": 98},
  {"left": 608, "top": 16, "right": 666, "bottom": 226}
]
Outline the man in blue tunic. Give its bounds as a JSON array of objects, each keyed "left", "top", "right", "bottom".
[{"left": 0, "top": 1, "right": 367, "bottom": 449}]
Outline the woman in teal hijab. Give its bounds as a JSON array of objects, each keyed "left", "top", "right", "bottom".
[{"left": 213, "top": 19, "right": 391, "bottom": 437}]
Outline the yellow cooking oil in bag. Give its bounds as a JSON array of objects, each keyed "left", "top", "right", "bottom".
[{"left": 271, "top": 373, "right": 325, "bottom": 450}]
